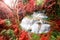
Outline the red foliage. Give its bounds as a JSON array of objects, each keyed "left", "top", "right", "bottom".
[
  {"left": 0, "top": 35, "right": 9, "bottom": 40},
  {"left": 56, "top": 20, "right": 60, "bottom": 26},
  {"left": 0, "top": 36, "right": 4, "bottom": 40},
  {"left": 55, "top": 20, "right": 60, "bottom": 31},
  {"left": 19, "top": 30, "right": 29, "bottom": 40},
  {"left": 0, "top": 19, "right": 5, "bottom": 24},
  {"left": 40, "top": 34, "right": 50, "bottom": 40},
  {"left": 11, "top": 24, "right": 19, "bottom": 35},
  {"left": 43, "top": 0, "right": 56, "bottom": 9},
  {"left": 25, "top": 0, "right": 35, "bottom": 13}
]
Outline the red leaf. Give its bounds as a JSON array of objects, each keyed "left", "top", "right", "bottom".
[{"left": 19, "top": 30, "right": 29, "bottom": 40}]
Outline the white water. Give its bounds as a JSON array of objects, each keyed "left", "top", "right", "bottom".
[{"left": 20, "top": 12, "right": 50, "bottom": 34}]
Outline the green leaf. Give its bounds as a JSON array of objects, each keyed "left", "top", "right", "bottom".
[
  {"left": 48, "top": 14, "right": 56, "bottom": 20},
  {"left": 5, "top": 19, "right": 11, "bottom": 26},
  {"left": 50, "top": 31, "right": 60, "bottom": 40},
  {"left": 56, "top": 5, "right": 60, "bottom": 17},
  {"left": 58, "top": 32, "right": 60, "bottom": 36},
  {"left": 50, "top": 35, "right": 56, "bottom": 40},
  {"left": 52, "top": 31, "right": 58, "bottom": 37},
  {"left": 31, "top": 34, "right": 40, "bottom": 40},
  {"left": 1, "top": 29, "right": 7, "bottom": 35},
  {"left": 6, "top": 29, "right": 14, "bottom": 37},
  {"left": 23, "top": 0, "right": 28, "bottom": 4},
  {"left": 11, "top": 36, "right": 17, "bottom": 40},
  {"left": 36, "top": 0, "right": 44, "bottom": 6}
]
